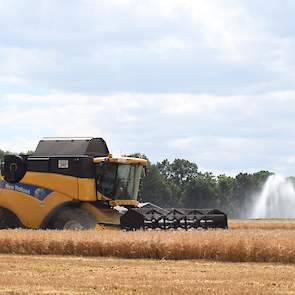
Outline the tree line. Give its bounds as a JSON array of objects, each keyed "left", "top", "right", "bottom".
[
  {"left": 138, "top": 158, "right": 273, "bottom": 218},
  {"left": 1, "top": 149, "right": 274, "bottom": 217}
]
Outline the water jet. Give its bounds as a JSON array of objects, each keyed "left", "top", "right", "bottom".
[{"left": 251, "top": 175, "right": 295, "bottom": 218}]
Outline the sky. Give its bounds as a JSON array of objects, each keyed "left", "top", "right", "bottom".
[{"left": 1, "top": 0, "right": 295, "bottom": 176}]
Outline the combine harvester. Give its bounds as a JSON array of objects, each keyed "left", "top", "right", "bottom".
[{"left": 0, "top": 138, "right": 227, "bottom": 230}]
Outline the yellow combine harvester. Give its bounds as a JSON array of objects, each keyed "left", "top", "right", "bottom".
[{"left": 0, "top": 138, "right": 227, "bottom": 230}]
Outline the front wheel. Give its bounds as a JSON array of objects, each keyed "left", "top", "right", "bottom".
[{"left": 52, "top": 208, "right": 97, "bottom": 230}]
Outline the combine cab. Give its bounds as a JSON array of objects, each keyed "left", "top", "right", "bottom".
[{"left": 0, "top": 137, "right": 227, "bottom": 230}]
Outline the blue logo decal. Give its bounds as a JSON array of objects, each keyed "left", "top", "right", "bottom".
[{"left": 0, "top": 180, "right": 52, "bottom": 201}]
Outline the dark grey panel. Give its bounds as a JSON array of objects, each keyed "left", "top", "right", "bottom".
[
  {"left": 27, "top": 156, "right": 96, "bottom": 178},
  {"left": 33, "top": 138, "right": 109, "bottom": 157}
]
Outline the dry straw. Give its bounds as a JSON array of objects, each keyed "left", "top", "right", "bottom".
[
  {"left": 0, "top": 228, "right": 295, "bottom": 263},
  {"left": 229, "top": 219, "right": 295, "bottom": 230}
]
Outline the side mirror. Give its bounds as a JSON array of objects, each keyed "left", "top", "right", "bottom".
[
  {"left": 0, "top": 161, "right": 4, "bottom": 175},
  {"left": 143, "top": 166, "right": 147, "bottom": 177}
]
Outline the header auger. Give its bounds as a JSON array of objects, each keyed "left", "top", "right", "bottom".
[{"left": 0, "top": 137, "right": 227, "bottom": 230}]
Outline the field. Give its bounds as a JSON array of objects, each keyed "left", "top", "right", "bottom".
[
  {"left": 1, "top": 220, "right": 295, "bottom": 263},
  {"left": 1, "top": 255, "right": 295, "bottom": 294},
  {"left": 1, "top": 219, "right": 295, "bottom": 294},
  {"left": 229, "top": 219, "right": 295, "bottom": 230}
]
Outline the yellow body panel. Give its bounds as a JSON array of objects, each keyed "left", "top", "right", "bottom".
[
  {"left": 81, "top": 203, "right": 121, "bottom": 226},
  {"left": 78, "top": 178, "right": 97, "bottom": 201},
  {"left": 22, "top": 172, "right": 79, "bottom": 199},
  {"left": 0, "top": 172, "right": 81, "bottom": 228},
  {"left": 0, "top": 188, "right": 72, "bottom": 228},
  {"left": 93, "top": 156, "right": 147, "bottom": 166}
]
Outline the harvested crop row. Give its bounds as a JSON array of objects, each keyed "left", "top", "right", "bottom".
[{"left": 0, "top": 229, "right": 295, "bottom": 263}]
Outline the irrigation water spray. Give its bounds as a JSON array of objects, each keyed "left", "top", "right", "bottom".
[{"left": 251, "top": 175, "right": 295, "bottom": 218}]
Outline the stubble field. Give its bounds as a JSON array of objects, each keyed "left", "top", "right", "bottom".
[
  {"left": 1, "top": 219, "right": 295, "bottom": 294},
  {"left": 1, "top": 255, "right": 295, "bottom": 294}
]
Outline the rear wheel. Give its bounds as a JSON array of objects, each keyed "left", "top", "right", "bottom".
[
  {"left": 52, "top": 208, "right": 97, "bottom": 230},
  {"left": 0, "top": 208, "right": 23, "bottom": 229}
]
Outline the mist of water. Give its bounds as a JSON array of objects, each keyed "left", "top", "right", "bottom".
[{"left": 251, "top": 175, "right": 295, "bottom": 218}]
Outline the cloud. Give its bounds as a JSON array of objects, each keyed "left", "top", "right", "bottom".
[
  {"left": 1, "top": 90, "right": 295, "bottom": 176},
  {"left": 1, "top": 1, "right": 295, "bottom": 176},
  {"left": 0, "top": 0, "right": 294, "bottom": 94}
]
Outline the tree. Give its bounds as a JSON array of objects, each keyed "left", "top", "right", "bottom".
[
  {"left": 0, "top": 149, "right": 10, "bottom": 162},
  {"left": 157, "top": 159, "right": 199, "bottom": 189},
  {"left": 216, "top": 174, "right": 235, "bottom": 215},
  {"left": 182, "top": 172, "right": 218, "bottom": 208},
  {"left": 141, "top": 164, "right": 181, "bottom": 207},
  {"left": 252, "top": 170, "right": 273, "bottom": 186}
]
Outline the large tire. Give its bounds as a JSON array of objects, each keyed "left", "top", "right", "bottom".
[
  {"left": 52, "top": 208, "right": 97, "bottom": 230},
  {"left": 0, "top": 208, "right": 23, "bottom": 229}
]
